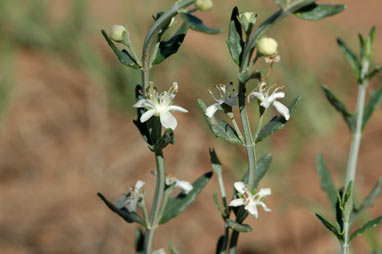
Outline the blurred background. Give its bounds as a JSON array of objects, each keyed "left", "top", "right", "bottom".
[{"left": 0, "top": 0, "right": 381, "bottom": 253}]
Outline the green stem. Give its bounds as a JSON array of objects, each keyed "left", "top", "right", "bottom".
[
  {"left": 227, "top": 112, "right": 244, "bottom": 142},
  {"left": 144, "top": 150, "right": 166, "bottom": 254}
]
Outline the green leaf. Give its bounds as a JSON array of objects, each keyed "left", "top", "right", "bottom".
[
  {"left": 316, "top": 153, "right": 338, "bottom": 212},
  {"left": 321, "top": 84, "right": 356, "bottom": 133},
  {"left": 367, "top": 66, "right": 382, "bottom": 81},
  {"left": 209, "top": 148, "right": 222, "bottom": 174},
  {"left": 213, "top": 192, "right": 224, "bottom": 217},
  {"left": 226, "top": 219, "right": 252, "bottom": 232},
  {"left": 180, "top": 13, "right": 223, "bottom": 34},
  {"left": 198, "top": 99, "right": 244, "bottom": 145},
  {"left": 254, "top": 153, "right": 272, "bottom": 188},
  {"left": 294, "top": 3, "right": 346, "bottom": 21},
  {"left": 350, "top": 216, "right": 382, "bottom": 241},
  {"left": 315, "top": 213, "right": 343, "bottom": 241},
  {"left": 101, "top": 30, "right": 139, "bottom": 69},
  {"left": 337, "top": 38, "right": 361, "bottom": 81},
  {"left": 362, "top": 87, "right": 382, "bottom": 130},
  {"left": 216, "top": 235, "right": 227, "bottom": 254},
  {"left": 365, "top": 26, "right": 376, "bottom": 60},
  {"left": 97, "top": 193, "right": 146, "bottom": 226},
  {"left": 152, "top": 22, "right": 189, "bottom": 65},
  {"left": 227, "top": 7, "right": 243, "bottom": 65},
  {"left": 238, "top": 69, "right": 262, "bottom": 84},
  {"left": 275, "top": 0, "right": 290, "bottom": 10},
  {"left": 255, "top": 96, "right": 301, "bottom": 143},
  {"left": 169, "top": 242, "right": 178, "bottom": 254},
  {"left": 135, "top": 228, "right": 145, "bottom": 254},
  {"left": 352, "top": 178, "right": 382, "bottom": 221},
  {"left": 149, "top": 128, "right": 176, "bottom": 152},
  {"left": 159, "top": 171, "right": 213, "bottom": 224}
]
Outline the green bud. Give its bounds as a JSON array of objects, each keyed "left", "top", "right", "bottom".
[
  {"left": 110, "top": 25, "right": 127, "bottom": 42},
  {"left": 257, "top": 37, "right": 278, "bottom": 56},
  {"left": 238, "top": 12, "right": 257, "bottom": 33},
  {"left": 195, "top": 0, "right": 213, "bottom": 11}
]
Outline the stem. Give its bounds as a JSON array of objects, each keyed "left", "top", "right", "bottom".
[
  {"left": 227, "top": 112, "right": 244, "bottom": 142},
  {"left": 341, "top": 221, "right": 351, "bottom": 254},
  {"left": 144, "top": 150, "right": 166, "bottom": 254}
]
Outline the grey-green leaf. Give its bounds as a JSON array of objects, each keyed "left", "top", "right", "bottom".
[
  {"left": 362, "top": 87, "right": 382, "bottom": 130},
  {"left": 159, "top": 171, "right": 213, "bottom": 224},
  {"left": 135, "top": 228, "right": 145, "bottom": 254},
  {"left": 180, "top": 13, "right": 223, "bottom": 34},
  {"left": 294, "top": 3, "right": 346, "bottom": 21},
  {"left": 337, "top": 38, "right": 361, "bottom": 81},
  {"left": 350, "top": 216, "right": 382, "bottom": 241},
  {"left": 226, "top": 219, "right": 252, "bottom": 232},
  {"left": 367, "top": 66, "right": 382, "bottom": 81},
  {"left": 316, "top": 153, "right": 338, "bottom": 212},
  {"left": 227, "top": 7, "right": 243, "bottom": 65},
  {"left": 216, "top": 235, "right": 227, "bottom": 254},
  {"left": 198, "top": 99, "right": 244, "bottom": 145},
  {"left": 254, "top": 153, "right": 272, "bottom": 188},
  {"left": 255, "top": 96, "right": 301, "bottom": 143},
  {"left": 352, "top": 178, "right": 382, "bottom": 221},
  {"left": 315, "top": 213, "right": 343, "bottom": 241},
  {"left": 152, "top": 22, "right": 189, "bottom": 65},
  {"left": 322, "top": 84, "right": 355, "bottom": 133},
  {"left": 101, "top": 30, "right": 139, "bottom": 69}
]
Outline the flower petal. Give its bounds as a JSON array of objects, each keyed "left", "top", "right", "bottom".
[
  {"left": 257, "top": 201, "right": 271, "bottom": 212},
  {"left": 273, "top": 101, "right": 290, "bottom": 120},
  {"left": 140, "top": 109, "right": 156, "bottom": 123},
  {"left": 229, "top": 198, "right": 245, "bottom": 207},
  {"left": 126, "top": 198, "right": 137, "bottom": 212},
  {"left": 160, "top": 110, "right": 177, "bottom": 130},
  {"left": 206, "top": 103, "right": 220, "bottom": 118},
  {"left": 133, "top": 99, "right": 146, "bottom": 108},
  {"left": 245, "top": 204, "right": 259, "bottom": 218},
  {"left": 176, "top": 180, "right": 193, "bottom": 194},
  {"left": 250, "top": 92, "right": 265, "bottom": 101},
  {"left": 268, "top": 92, "right": 285, "bottom": 101},
  {"left": 115, "top": 198, "right": 128, "bottom": 209},
  {"left": 257, "top": 188, "right": 271, "bottom": 198},
  {"left": 233, "top": 181, "right": 246, "bottom": 194},
  {"left": 135, "top": 180, "right": 145, "bottom": 191},
  {"left": 168, "top": 105, "right": 188, "bottom": 113}
]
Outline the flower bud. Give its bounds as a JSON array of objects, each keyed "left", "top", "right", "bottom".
[
  {"left": 257, "top": 37, "right": 278, "bottom": 56},
  {"left": 238, "top": 12, "right": 257, "bottom": 33},
  {"left": 195, "top": 0, "right": 213, "bottom": 11},
  {"left": 110, "top": 25, "right": 126, "bottom": 42}
]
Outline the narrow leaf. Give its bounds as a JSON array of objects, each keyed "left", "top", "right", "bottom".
[
  {"left": 322, "top": 84, "right": 355, "bottom": 133},
  {"left": 367, "top": 66, "right": 382, "bottom": 81},
  {"left": 362, "top": 87, "right": 382, "bottom": 130},
  {"left": 315, "top": 213, "right": 343, "bottom": 241},
  {"left": 350, "top": 216, "right": 382, "bottom": 241},
  {"left": 294, "top": 3, "right": 345, "bottom": 21},
  {"left": 180, "top": 13, "right": 223, "bottom": 34},
  {"left": 135, "top": 228, "right": 145, "bottom": 253},
  {"left": 337, "top": 38, "right": 361, "bottom": 81},
  {"left": 216, "top": 235, "right": 227, "bottom": 254},
  {"left": 226, "top": 219, "right": 252, "bottom": 232},
  {"left": 213, "top": 192, "right": 224, "bottom": 217},
  {"left": 227, "top": 7, "right": 243, "bottom": 65},
  {"left": 159, "top": 171, "right": 213, "bottom": 224},
  {"left": 352, "top": 178, "right": 382, "bottom": 221},
  {"left": 316, "top": 153, "right": 338, "bottom": 211},
  {"left": 152, "top": 22, "right": 189, "bottom": 65},
  {"left": 97, "top": 193, "right": 146, "bottom": 226},
  {"left": 254, "top": 153, "right": 272, "bottom": 188},
  {"left": 101, "top": 30, "right": 139, "bottom": 69},
  {"left": 198, "top": 99, "right": 244, "bottom": 145},
  {"left": 209, "top": 148, "right": 222, "bottom": 174},
  {"left": 255, "top": 96, "right": 301, "bottom": 143}
]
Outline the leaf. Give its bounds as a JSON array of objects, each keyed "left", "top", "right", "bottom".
[
  {"left": 367, "top": 66, "right": 382, "bottom": 81},
  {"left": 238, "top": 69, "right": 262, "bottom": 84},
  {"left": 254, "top": 153, "right": 272, "bottom": 188},
  {"left": 159, "top": 171, "right": 213, "bottom": 224},
  {"left": 149, "top": 128, "right": 176, "bottom": 152},
  {"left": 255, "top": 96, "right": 301, "bottom": 143},
  {"left": 213, "top": 192, "right": 224, "bottom": 217},
  {"left": 315, "top": 213, "right": 343, "bottom": 241},
  {"left": 321, "top": 84, "right": 356, "bottom": 133},
  {"left": 101, "top": 30, "right": 139, "bottom": 69},
  {"left": 316, "top": 153, "right": 338, "bottom": 212},
  {"left": 352, "top": 178, "right": 382, "bottom": 221},
  {"left": 180, "top": 13, "right": 223, "bottom": 34},
  {"left": 337, "top": 38, "right": 361, "bottom": 81},
  {"left": 209, "top": 148, "right": 222, "bottom": 175},
  {"left": 97, "top": 193, "right": 146, "bottom": 226},
  {"left": 275, "top": 0, "right": 290, "bottom": 10},
  {"left": 350, "top": 216, "right": 382, "bottom": 241},
  {"left": 216, "top": 235, "right": 227, "bottom": 254},
  {"left": 169, "top": 242, "right": 178, "bottom": 254},
  {"left": 226, "top": 219, "right": 252, "bottom": 232},
  {"left": 227, "top": 7, "right": 243, "bottom": 65},
  {"left": 198, "top": 99, "right": 244, "bottom": 145},
  {"left": 135, "top": 228, "right": 145, "bottom": 254},
  {"left": 293, "top": 3, "right": 346, "bottom": 21},
  {"left": 152, "top": 22, "right": 189, "bottom": 65},
  {"left": 362, "top": 87, "right": 382, "bottom": 130}
]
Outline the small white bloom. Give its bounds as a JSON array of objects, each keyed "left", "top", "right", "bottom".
[
  {"left": 152, "top": 249, "right": 166, "bottom": 254},
  {"left": 238, "top": 12, "right": 257, "bottom": 32},
  {"left": 249, "top": 82, "right": 290, "bottom": 120},
  {"left": 257, "top": 37, "right": 278, "bottom": 56},
  {"left": 206, "top": 83, "right": 238, "bottom": 118},
  {"left": 110, "top": 25, "right": 127, "bottom": 42},
  {"left": 115, "top": 180, "right": 145, "bottom": 212},
  {"left": 134, "top": 82, "right": 188, "bottom": 130},
  {"left": 229, "top": 181, "right": 271, "bottom": 219},
  {"left": 166, "top": 174, "right": 193, "bottom": 194},
  {"left": 195, "top": 0, "right": 213, "bottom": 11}
]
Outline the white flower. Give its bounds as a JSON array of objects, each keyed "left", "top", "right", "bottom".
[
  {"left": 115, "top": 180, "right": 145, "bottom": 212},
  {"left": 206, "top": 83, "right": 238, "bottom": 118},
  {"left": 257, "top": 37, "right": 278, "bottom": 56},
  {"left": 152, "top": 249, "right": 166, "bottom": 254},
  {"left": 249, "top": 82, "right": 290, "bottom": 120},
  {"left": 110, "top": 25, "right": 127, "bottom": 42},
  {"left": 229, "top": 181, "right": 271, "bottom": 219},
  {"left": 134, "top": 82, "right": 188, "bottom": 130},
  {"left": 166, "top": 175, "right": 193, "bottom": 194}
]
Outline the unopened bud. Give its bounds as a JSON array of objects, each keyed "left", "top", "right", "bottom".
[
  {"left": 257, "top": 37, "right": 278, "bottom": 56},
  {"left": 110, "top": 25, "right": 127, "bottom": 42},
  {"left": 195, "top": 0, "right": 213, "bottom": 11},
  {"left": 238, "top": 12, "right": 257, "bottom": 33}
]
